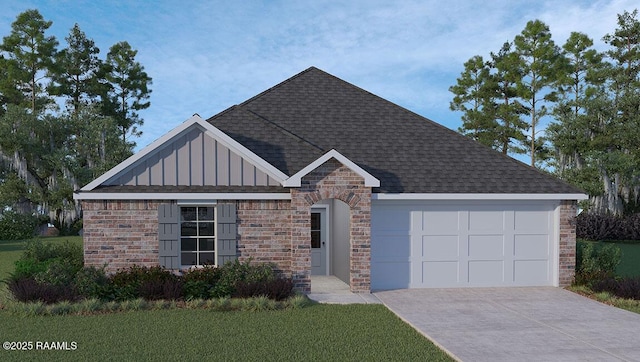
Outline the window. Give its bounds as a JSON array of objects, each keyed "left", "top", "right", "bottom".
[{"left": 180, "top": 206, "right": 215, "bottom": 266}]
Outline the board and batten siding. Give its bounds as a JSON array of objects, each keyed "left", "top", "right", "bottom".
[{"left": 106, "top": 126, "right": 280, "bottom": 187}]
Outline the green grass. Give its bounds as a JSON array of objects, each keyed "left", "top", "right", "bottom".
[
  {"left": 0, "top": 237, "right": 452, "bottom": 361},
  {"left": 0, "top": 304, "right": 451, "bottom": 361}
]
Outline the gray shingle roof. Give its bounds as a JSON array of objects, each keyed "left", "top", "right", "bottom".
[{"left": 208, "top": 67, "right": 581, "bottom": 194}]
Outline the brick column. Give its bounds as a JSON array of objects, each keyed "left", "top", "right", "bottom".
[{"left": 558, "top": 200, "right": 577, "bottom": 287}]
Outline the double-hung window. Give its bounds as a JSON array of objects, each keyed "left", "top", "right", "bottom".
[{"left": 180, "top": 206, "right": 215, "bottom": 266}]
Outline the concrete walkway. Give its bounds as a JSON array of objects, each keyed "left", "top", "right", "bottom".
[
  {"left": 376, "top": 287, "right": 640, "bottom": 362},
  {"left": 308, "top": 276, "right": 381, "bottom": 304}
]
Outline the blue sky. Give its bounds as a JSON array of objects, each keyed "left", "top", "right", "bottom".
[{"left": 1, "top": 0, "right": 637, "bottom": 154}]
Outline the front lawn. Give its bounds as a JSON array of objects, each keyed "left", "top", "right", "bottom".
[
  {"left": 0, "top": 303, "right": 451, "bottom": 361},
  {"left": 0, "top": 237, "right": 452, "bottom": 361}
]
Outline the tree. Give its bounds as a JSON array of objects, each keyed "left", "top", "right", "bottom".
[
  {"left": 102, "top": 41, "right": 152, "bottom": 143},
  {"left": 600, "top": 9, "right": 640, "bottom": 214},
  {"left": 450, "top": 55, "right": 497, "bottom": 148},
  {"left": 0, "top": 9, "right": 57, "bottom": 113},
  {"left": 50, "top": 23, "right": 104, "bottom": 114},
  {"left": 488, "top": 42, "right": 529, "bottom": 155},
  {"left": 514, "top": 20, "right": 561, "bottom": 166}
]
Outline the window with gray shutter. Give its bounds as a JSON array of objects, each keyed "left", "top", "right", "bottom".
[
  {"left": 216, "top": 203, "right": 237, "bottom": 265},
  {"left": 158, "top": 203, "right": 180, "bottom": 269}
]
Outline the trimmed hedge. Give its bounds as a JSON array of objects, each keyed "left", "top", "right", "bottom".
[{"left": 576, "top": 213, "right": 640, "bottom": 241}]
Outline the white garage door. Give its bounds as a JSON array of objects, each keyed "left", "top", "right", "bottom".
[{"left": 371, "top": 201, "right": 558, "bottom": 289}]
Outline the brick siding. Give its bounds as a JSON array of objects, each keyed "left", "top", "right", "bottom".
[
  {"left": 558, "top": 200, "right": 578, "bottom": 287},
  {"left": 82, "top": 200, "right": 161, "bottom": 273}
]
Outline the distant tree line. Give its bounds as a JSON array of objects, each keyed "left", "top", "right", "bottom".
[
  {"left": 450, "top": 9, "right": 640, "bottom": 216},
  {"left": 0, "top": 9, "right": 152, "bottom": 232}
]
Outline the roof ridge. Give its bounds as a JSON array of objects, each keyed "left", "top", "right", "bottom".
[{"left": 243, "top": 108, "right": 325, "bottom": 153}]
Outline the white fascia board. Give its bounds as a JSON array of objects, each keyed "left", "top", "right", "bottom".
[
  {"left": 282, "top": 149, "right": 380, "bottom": 187},
  {"left": 81, "top": 115, "right": 288, "bottom": 191},
  {"left": 73, "top": 192, "right": 291, "bottom": 201},
  {"left": 372, "top": 193, "right": 589, "bottom": 200}
]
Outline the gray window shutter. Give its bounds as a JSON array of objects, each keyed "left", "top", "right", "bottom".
[
  {"left": 216, "top": 203, "right": 237, "bottom": 265},
  {"left": 158, "top": 203, "right": 180, "bottom": 269}
]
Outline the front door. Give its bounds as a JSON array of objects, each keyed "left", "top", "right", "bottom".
[{"left": 311, "top": 208, "right": 327, "bottom": 275}]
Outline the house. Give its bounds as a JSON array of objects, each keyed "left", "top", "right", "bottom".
[{"left": 74, "top": 67, "right": 586, "bottom": 293}]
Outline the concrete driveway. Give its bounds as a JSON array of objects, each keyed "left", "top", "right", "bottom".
[{"left": 375, "top": 287, "right": 640, "bottom": 362}]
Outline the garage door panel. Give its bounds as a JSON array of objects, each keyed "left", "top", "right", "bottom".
[
  {"left": 514, "top": 260, "right": 549, "bottom": 284},
  {"left": 423, "top": 235, "right": 459, "bottom": 260},
  {"left": 514, "top": 209, "right": 550, "bottom": 232},
  {"left": 469, "top": 260, "right": 504, "bottom": 284},
  {"left": 469, "top": 210, "right": 504, "bottom": 231},
  {"left": 514, "top": 234, "right": 549, "bottom": 259},
  {"left": 423, "top": 211, "right": 459, "bottom": 233},
  {"left": 423, "top": 261, "right": 459, "bottom": 286},
  {"left": 468, "top": 235, "right": 504, "bottom": 259}
]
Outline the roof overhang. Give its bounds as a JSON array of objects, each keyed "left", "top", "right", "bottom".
[
  {"left": 80, "top": 114, "right": 289, "bottom": 192},
  {"left": 74, "top": 192, "right": 291, "bottom": 201},
  {"left": 372, "top": 193, "right": 589, "bottom": 200},
  {"left": 282, "top": 149, "right": 380, "bottom": 187}
]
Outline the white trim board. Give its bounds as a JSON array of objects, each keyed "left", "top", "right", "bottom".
[
  {"left": 73, "top": 192, "right": 291, "bottom": 200},
  {"left": 372, "top": 193, "right": 588, "bottom": 200},
  {"left": 282, "top": 149, "right": 380, "bottom": 187},
  {"left": 81, "top": 115, "right": 289, "bottom": 191}
]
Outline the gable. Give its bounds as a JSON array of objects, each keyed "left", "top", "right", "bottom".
[
  {"left": 79, "top": 115, "right": 288, "bottom": 194},
  {"left": 104, "top": 126, "right": 281, "bottom": 187}
]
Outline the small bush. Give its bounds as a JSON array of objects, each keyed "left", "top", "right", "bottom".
[
  {"left": 210, "top": 260, "right": 277, "bottom": 298},
  {"left": 139, "top": 278, "right": 184, "bottom": 301},
  {"left": 0, "top": 211, "right": 40, "bottom": 240},
  {"left": 575, "top": 240, "right": 621, "bottom": 285},
  {"left": 592, "top": 277, "right": 640, "bottom": 300},
  {"left": 183, "top": 266, "right": 222, "bottom": 300},
  {"left": 34, "top": 258, "right": 82, "bottom": 286},
  {"left": 107, "top": 265, "right": 180, "bottom": 301},
  {"left": 234, "top": 278, "right": 294, "bottom": 301},
  {"left": 74, "top": 266, "right": 110, "bottom": 299},
  {"left": 12, "top": 240, "right": 82, "bottom": 279},
  {"left": 7, "top": 277, "right": 80, "bottom": 304}
]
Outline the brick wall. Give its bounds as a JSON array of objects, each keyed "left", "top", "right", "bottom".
[
  {"left": 290, "top": 158, "right": 372, "bottom": 293},
  {"left": 559, "top": 200, "right": 578, "bottom": 287},
  {"left": 82, "top": 200, "right": 161, "bottom": 272},
  {"left": 237, "top": 200, "right": 292, "bottom": 275}
]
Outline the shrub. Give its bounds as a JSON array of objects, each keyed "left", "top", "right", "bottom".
[
  {"left": 0, "top": 211, "right": 40, "bottom": 240},
  {"left": 74, "top": 266, "right": 110, "bottom": 299},
  {"left": 592, "top": 277, "right": 640, "bottom": 300},
  {"left": 139, "top": 278, "right": 183, "bottom": 300},
  {"left": 210, "top": 259, "right": 277, "bottom": 298},
  {"left": 34, "top": 258, "right": 82, "bottom": 286},
  {"left": 234, "top": 278, "right": 294, "bottom": 301},
  {"left": 7, "top": 277, "right": 80, "bottom": 304},
  {"left": 183, "top": 266, "right": 222, "bottom": 300},
  {"left": 107, "top": 265, "right": 181, "bottom": 301},
  {"left": 575, "top": 240, "right": 621, "bottom": 285},
  {"left": 12, "top": 239, "right": 83, "bottom": 279}
]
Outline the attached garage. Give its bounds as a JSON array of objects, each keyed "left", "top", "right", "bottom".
[{"left": 371, "top": 200, "right": 560, "bottom": 290}]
